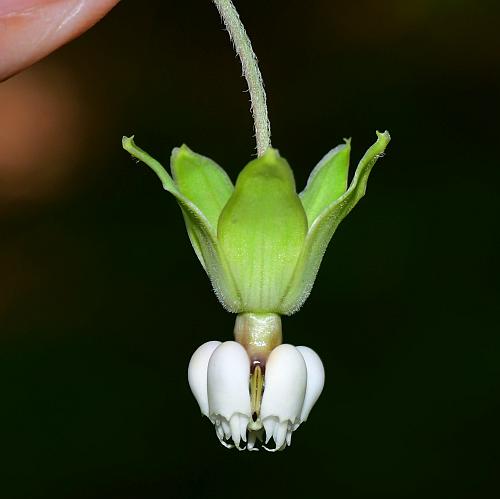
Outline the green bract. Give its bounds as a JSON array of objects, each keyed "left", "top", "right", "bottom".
[{"left": 123, "top": 132, "right": 390, "bottom": 315}]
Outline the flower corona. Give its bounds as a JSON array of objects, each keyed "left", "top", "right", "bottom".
[{"left": 188, "top": 313, "right": 325, "bottom": 451}]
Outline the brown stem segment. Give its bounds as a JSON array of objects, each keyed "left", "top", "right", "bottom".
[{"left": 234, "top": 313, "right": 282, "bottom": 368}]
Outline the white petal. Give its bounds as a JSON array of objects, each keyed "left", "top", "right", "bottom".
[
  {"left": 240, "top": 416, "right": 248, "bottom": 442},
  {"left": 214, "top": 416, "right": 233, "bottom": 448},
  {"left": 273, "top": 421, "right": 288, "bottom": 450},
  {"left": 262, "top": 416, "right": 277, "bottom": 444},
  {"left": 230, "top": 414, "right": 243, "bottom": 448},
  {"left": 215, "top": 419, "right": 225, "bottom": 440},
  {"left": 221, "top": 418, "right": 231, "bottom": 440},
  {"left": 218, "top": 436, "right": 234, "bottom": 449},
  {"left": 207, "top": 341, "right": 252, "bottom": 421},
  {"left": 187, "top": 341, "right": 221, "bottom": 417},
  {"left": 247, "top": 430, "right": 260, "bottom": 451},
  {"left": 296, "top": 346, "right": 325, "bottom": 423},
  {"left": 247, "top": 431, "right": 255, "bottom": 450},
  {"left": 260, "top": 344, "right": 307, "bottom": 425}
]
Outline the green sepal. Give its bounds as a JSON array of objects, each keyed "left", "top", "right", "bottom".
[
  {"left": 122, "top": 136, "right": 241, "bottom": 311},
  {"left": 217, "top": 149, "right": 308, "bottom": 313},
  {"left": 300, "top": 140, "right": 351, "bottom": 227},
  {"left": 280, "top": 131, "right": 391, "bottom": 314},
  {"left": 171, "top": 145, "right": 234, "bottom": 231},
  {"left": 170, "top": 145, "right": 233, "bottom": 271}
]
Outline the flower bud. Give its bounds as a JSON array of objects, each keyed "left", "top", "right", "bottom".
[
  {"left": 296, "top": 346, "right": 325, "bottom": 425},
  {"left": 207, "top": 341, "right": 252, "bottom": 449},
  {"left": 260, "top": 344, "right": 307, "bottom": 450},
  {"left": 187, "top": 341, "right": 221, "bottom": 417}
]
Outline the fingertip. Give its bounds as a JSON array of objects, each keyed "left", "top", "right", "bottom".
[{"left": 0, "top": 0, "right": 120, "bottom": 81}]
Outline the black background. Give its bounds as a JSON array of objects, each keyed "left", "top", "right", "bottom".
[{"left": 1, "top": 1, "right": 499, "bottom": 498}]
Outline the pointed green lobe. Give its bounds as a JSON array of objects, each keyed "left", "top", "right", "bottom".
[
  {"left": 170, "top": 145, "right": 233, "bottom": 271},
  {"left": 171, "top": 145, "right": 234, "bottom": 230},
  {"left": 300, "top": 140, "right": 351, "bottom": 226},
  {"left": 122, "top": 136, "right": 241, "bottom": 311},
  {"left": 281, "top": 131, "right": 391, "bottom": 314}
]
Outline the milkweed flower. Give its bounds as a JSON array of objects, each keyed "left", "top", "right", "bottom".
[{"left": 123, "top": 131, "right": 390, "bottom": 450}]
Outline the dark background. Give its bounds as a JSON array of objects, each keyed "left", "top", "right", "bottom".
[{"left": 1, "top": 1, "right": 498, "bottom": 498}]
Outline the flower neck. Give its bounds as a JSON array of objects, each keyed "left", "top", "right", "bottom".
[{"left": 233, "top": 312, "right": 282, "bottom": 368}]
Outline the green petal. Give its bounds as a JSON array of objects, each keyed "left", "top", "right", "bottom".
[
  {"left": 280, "top": 131, "right": 391, "bottom": 314},
  {"left": 299, "top": 140, "right": 351, "bottom": 226},
  {"left": 171, "top": 145, "right": 234, "bottom": 231},
  {"left": 217, "top": 149, "right": 308, "bottom": 313},
  {"left": 122, "top": 136, "right": 241, "bottom": 311}
]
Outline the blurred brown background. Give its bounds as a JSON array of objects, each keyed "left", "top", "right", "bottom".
[{"left": 0, "top": 1, "right": 498, "bottom": 498}]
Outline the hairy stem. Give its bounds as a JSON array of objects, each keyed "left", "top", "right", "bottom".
[{"left": 212, "top": 0, "right": 271, "bottom": 156}]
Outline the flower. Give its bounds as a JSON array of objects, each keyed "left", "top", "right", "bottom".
[{"left": 123, "top": 131, "right": 390, "bottom": 450}]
